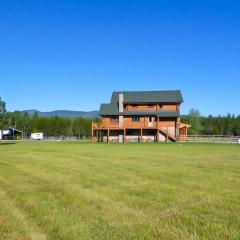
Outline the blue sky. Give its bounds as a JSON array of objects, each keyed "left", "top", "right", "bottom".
[{"left": 0, "top": 0, "right": 239, "bottom": 116}]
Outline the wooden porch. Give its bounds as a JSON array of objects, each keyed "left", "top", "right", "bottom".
[
  {"left": 92, "top": 119, "right": 180, "bottom": 143},
  {"left": 92, "top": 120, "right": 190, "bottom": 143}
]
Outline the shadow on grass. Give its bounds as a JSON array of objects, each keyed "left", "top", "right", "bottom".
[{"left": 0, "top": 141, "right": 16, "bottom": 145}]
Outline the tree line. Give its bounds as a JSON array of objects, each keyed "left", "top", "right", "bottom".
[
  {"left": 0, "top": 98, "right": 93, "bottom": 138},
  {"left": 1, "top": 98, "right": 240, "bottom": 137},
  {"left": 181, "top": 109, "right": 240, "bottom": 136},
  {"left": 1, "top": 111, "right": 93, "bottom": 138}
]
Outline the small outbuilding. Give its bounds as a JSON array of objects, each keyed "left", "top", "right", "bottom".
[{"left": 0, "top": 127, "right": 23, "bottom": 140}]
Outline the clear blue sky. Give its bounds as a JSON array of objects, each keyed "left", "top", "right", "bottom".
[{"left": 0, "top": 0, "right": 239, "bottom": 116}]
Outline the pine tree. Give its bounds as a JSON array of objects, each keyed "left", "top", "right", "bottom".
[{"left": 0, "top": 97, "right": 7, "bottom": 129}]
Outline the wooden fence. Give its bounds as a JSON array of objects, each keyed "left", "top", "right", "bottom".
[{"left": 187, "top": 135, "right": 240, "bottom": 144}]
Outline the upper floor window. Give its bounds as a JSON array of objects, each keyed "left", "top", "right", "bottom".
[
  {"left": 132, "top": 117, "right": 140, "bottom": 122},
  {"left": 110, "top": 117, "right": 118, "bottom": 123}
]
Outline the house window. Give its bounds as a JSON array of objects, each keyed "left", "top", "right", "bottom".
[
  {"left": 132, "top": 117, "right": 140, "bottom": 122},
  {"left": 110, "top": 117, "right": 118, "bottom": 123},
  {"left": 149, "top": 116, "right": 153, "bottom": 122},
  {"left": 159, "top": 104, "right": 163, "bottom": 108}
]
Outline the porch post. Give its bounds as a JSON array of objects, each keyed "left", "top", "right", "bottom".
[
  {"left": 166, "top": 127, "right": 169, "bottom": 142},
  {"left": 124, "top": 128, "right": 126, "bottom": 144},
  {"left": 91, "top": 122, "right": 93, "bottom": 143},
  {"left": 107, "top": 129, "right": 110, "bottom": 144},
  {"left": 97, "top": 130, "right": 99, "bottom": 142},
  {"left": 157, "top": 117, "right": 160, "bottom": 142},
  {"left": 176, "top": 117, "right": 180, "bottom": 141}
]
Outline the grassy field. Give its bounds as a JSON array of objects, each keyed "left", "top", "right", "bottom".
[{"left": 0, "top": 142, "right": 239, "bottom": 240}]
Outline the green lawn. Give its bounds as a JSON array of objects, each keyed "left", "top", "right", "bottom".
[{"left": 0, "top": 142, "right": 239, "bottom": 240}]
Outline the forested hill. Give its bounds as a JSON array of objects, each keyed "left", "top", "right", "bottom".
[{"left": 20, "top": 110, "right": 99, "bottom": 119}]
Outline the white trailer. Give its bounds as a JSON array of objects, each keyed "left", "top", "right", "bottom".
[
  {"left": 0, "top": 130, "right": 2, "bottom": 140},
  {"left": 31, "top": 133, "right": 44, "bottom": 140}
]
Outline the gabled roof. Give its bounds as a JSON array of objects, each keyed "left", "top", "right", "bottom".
[
  {"left": 9, "top": 127, "right": 23, "bottom": 133},
  {"left": 99, "top": 90, "right": 183, "bottom": 116},
  {"left": 116, "top": 90, "right": 183, "bottom": 103},
  {"left": 99, "top": 103, "right": 118, "bottom": 115}
]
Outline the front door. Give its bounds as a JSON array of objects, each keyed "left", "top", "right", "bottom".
[{"left": 148, "top": 116, "right": 153, "bottom": 127}]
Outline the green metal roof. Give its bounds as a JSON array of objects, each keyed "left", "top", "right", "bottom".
[
  {"left": 99, "top": 90, "right": 183, "bottom": 116},
  {"left": 99, "top": 104, "right": 118, "bottom": 115},
  {"left": 119, "top": 90, "right": 183, "bottom": 103},
  {"left": 100, "top": 110, "right": 179, "bottom": 117},
  {"left": 156, "top": 110, "right": 180, "bottom": 117}
]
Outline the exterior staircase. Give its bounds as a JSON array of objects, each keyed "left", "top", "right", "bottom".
[{"left": 159, "top": 127, "right": 177, "bottom": 142}]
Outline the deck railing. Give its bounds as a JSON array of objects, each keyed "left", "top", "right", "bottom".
[{"left": 92, "top": 121, "right": 158, "bottom": 129}]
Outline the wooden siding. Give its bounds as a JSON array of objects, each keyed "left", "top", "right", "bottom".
[
  {"left": 125, "top": 103, "right": 178, "bottom": 112},
  {"left": 93, "top": 116, "right": 176, "bottom": 129},
  {"left": 101, "top": 117, "right": 119, "bottom": 128},
  {"left": 160, "top": 104, "right": 177, "bottom": 111},
  {"left": 126, "top": 105, "right": 156, "bottom": 111}
]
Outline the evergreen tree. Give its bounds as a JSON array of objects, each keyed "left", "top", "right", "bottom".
[
  {"left": 0, "top": 97, "right": 6, "bottom": 114},
  {"left": 0, "top": 97, "right": 8, "bottom": 129},
  {"left": 188, "top": 108, "right": 203, "bottom": 135}
]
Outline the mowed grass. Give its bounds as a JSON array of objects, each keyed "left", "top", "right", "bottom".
[{"left": 0, "top": 142, "right": 239, "bottom": 240}]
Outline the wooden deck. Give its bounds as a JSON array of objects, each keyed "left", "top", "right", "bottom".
[
  {"left": 92, "top": 120, "right": 190, "bottom": 143},
  {"left": 92, "top": 121, "right": 179, "bottom": 143}
]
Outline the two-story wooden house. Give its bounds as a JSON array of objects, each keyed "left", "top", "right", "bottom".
[{"left": 92, "top": 90, "right": 190, "bottom": 143}]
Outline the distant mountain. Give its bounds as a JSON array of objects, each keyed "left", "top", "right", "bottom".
[{"left": 20, "top": 110, "right": 99, "bottom": 119}]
